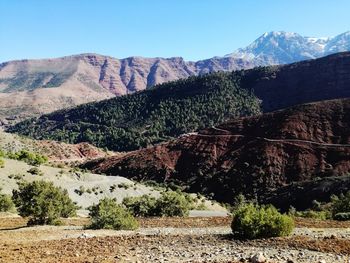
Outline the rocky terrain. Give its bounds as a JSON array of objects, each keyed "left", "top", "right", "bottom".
[
  {"left": 83, "top": 98, "right": 350, "bottom": 209},
  {"left": 0, "top": 217, "right": 349, "bottom": 262},
  {"left": 1, "top": 31, "right": 349, "bottom": 121},
  {"left": 0, "top": 131, "right": 110, "bottom": 164}
]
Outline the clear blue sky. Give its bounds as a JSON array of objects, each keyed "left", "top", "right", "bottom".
[{"left": 0, "top": 0, "right": 349, "bottom": 62}]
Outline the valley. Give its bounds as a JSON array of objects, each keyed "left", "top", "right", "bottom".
[{"left": 1, "top": 14, "right": 350, "bottom": 262}]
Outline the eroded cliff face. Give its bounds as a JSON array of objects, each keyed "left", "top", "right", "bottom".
[{"left": 83, "top": 99, "right": 350, "bottom": 209}]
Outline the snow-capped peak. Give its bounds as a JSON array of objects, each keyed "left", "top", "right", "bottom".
[{"left": 225, "top": 31, "right": 350, "bottom": 65}]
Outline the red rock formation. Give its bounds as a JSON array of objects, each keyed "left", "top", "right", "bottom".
[{"left": 83, "top": 99, "right": 350, "bottom": 208}]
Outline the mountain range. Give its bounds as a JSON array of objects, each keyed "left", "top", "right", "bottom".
[
  {"left": 0, "top": 31, "right": 349, "bottom": 121},
  {"left": 9, "top": 52, "right": 350, "bottom": 152}
]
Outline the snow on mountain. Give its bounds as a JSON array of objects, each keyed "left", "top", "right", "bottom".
[
  {"left": 226, "top": 31, "right": 350, "bottom": 65},
  {"left": 325, "top": 31, "right": 350, "bottom": 54}
]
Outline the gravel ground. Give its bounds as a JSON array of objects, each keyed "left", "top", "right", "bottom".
[{"left": 1, "top": 222, "right": 350, "bottom": 263}]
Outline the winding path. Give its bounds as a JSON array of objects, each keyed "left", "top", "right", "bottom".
[{"left": 192, "top": 126, "right": 350, "bottom": 148}]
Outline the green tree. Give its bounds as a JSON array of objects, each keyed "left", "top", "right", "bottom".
[
  {"left": 9, "top": 71, "right": 261, "bottom": 152},
  {"left": 12, "top": 180, "right": 77, "bottom": 225}
]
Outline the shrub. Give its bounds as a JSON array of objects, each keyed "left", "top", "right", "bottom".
[
  {"left": 231, "top": 203, "right": 294, "bottom": 239},
  {"left": 289, "top": 209, "right": 331, "bottom": 220},
  {"left": 334, "top": 212, "right": 350, "bottom": 221},
  {"left": 0, "top": 188, "right": 15, "bottom": 212},
  {"left": 7, "top": 150, "right": 48, "bottom": 166},
  {"left": 155, "top": 191, "right": 191, "bottom": 217},
  {"left": 12, "top": 180, "right": 78, "bottom": 225},
  {"left": 8, "top": 173, "right": 24, "bottom": 181},
  {"left": 117, "top": 182, "right": 132, "bottom": 189},
  {"left": 122, "top": 191, "right": 192, "bottom": 217},
  {"left": 123, "top": 195, "right": 158, "bottom": 217},
  {"left": 331, "top": 192, "right": 350, "bottom": 215},
  {"left": 27, "top": 167, "right": 43, "bottom": 176},
  {"left": 88, "top": 198, "right": 138, "bottom": 230},
  {"left": 0, "top": 158, "right": 4, "bottom": 168},
  {"left": 74, "top": 186, "right": 86, "bottom": 196},
  {"left": 109, "top": 184, "right": 117, "bottom": 192}
]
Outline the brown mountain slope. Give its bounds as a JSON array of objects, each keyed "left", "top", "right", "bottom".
[
  {"left": 241, "top": 52, "right": 350, "bottom": 111},
  {"left": 0, "top": 54, "right": 259, "bottom": 121},
  {"left": 0, "top": 131, "right": 111, "bottom": 164},
  {"left": 2, "top": 52, "right": 350, "bottom": 124},
  {"left": 83, "top": 99, "right": 350, "bottom": 209}
]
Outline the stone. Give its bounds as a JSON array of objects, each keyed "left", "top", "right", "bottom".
[{"left": 250, "top": 252, "right": 266, "bottom": 263}]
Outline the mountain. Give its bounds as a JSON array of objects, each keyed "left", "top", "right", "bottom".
[
  {"left": 1, "top": 31, "right": 349, "bottom": 121},
  {"left": 82, "top": 98, "right": 350, "bottom": 210},
  {"left": 0, "top": 54, "right": 260, "bottom": 122},
  {"left": 226, "top": 31, "right": 350, "bottom": 64},
  {"left": 7, "top": 72, "right": 261, "bottom": 151},
  {"left": 8, "top": 52, "right": 350, "bottom": 151},
  {"left": 240, "top": 51, "right": 350, "bottom": 112},
  {"left": 226, "top": 31, "right": 326, "bottom": 64}
]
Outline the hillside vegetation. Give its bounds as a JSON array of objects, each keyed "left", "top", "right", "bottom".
[
  {"left": 83, "top": 98, "right": 350, "bottom": 209},
  {"left": 9, "top": 52, "right": 350, "bottom": 151},
  {"left": 9, "top": 72, "right": 261, "bottom": 151}
]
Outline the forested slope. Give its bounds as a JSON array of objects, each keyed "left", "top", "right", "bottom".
[{"left": 9, "top": 72, "right": 260, "bottom": 151}]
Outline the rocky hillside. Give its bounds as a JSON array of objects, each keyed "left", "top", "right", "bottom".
[
  {"left": 0, "top": 54, "right": 259, "bottom": 122},
  {"left": 8, "top": 72, "right": 261, "bottom": 151},
  {"left": 240, "top": 52, "right": 350, "bottom": 111},
  {"left": 8, "top": 52, "right": 350, "bottom": 152},
  {"left": 0, "top": 131, "right": 110, "bottom": 164},
  {"left": 82, "top": 99, "right": 350, "bottom": 209},
  {"left": 1, "top": 31, "right": 349, "bottom": 121}
]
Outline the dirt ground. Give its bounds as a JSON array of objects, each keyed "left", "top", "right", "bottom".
[{"left": 1, "top": 217, "right": 350, "bottom": 263}]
